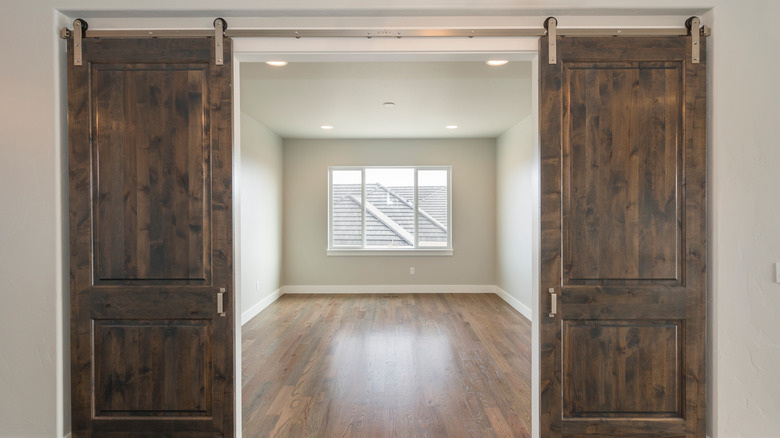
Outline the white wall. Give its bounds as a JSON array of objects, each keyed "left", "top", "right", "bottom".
[
  {"left": 705, "top": 4, "right": 780, "bottom": 437},
  {"left": 0, "top": 5, "right": 68, "bottom": 437},
  {"left": 496, "top": 116, "right": 535, "bottom": 318},
  {"left": 282, "top": 138, "right": 496, "bottom": 287},
  {"left": 238, "top": 112, "right": 283, "bottom": 323},
  {"left": 1, "top": 2, "right": 779, "bottom": 437}
]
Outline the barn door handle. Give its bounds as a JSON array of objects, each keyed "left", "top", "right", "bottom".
[
  {"left": 548, "top": 288, "right": 557, "bottom": 317},
  {"left": 217, "top": 288, "right": 226, "bottom": 317}
]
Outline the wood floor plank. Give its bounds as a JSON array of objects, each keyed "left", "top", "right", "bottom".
[{"left": 242, "top": 293, "right": 532, "bottom": 438}]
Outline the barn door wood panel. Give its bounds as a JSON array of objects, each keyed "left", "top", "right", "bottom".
[
  {"left": 68, "top": 38, "right": 234, "bottom": 437},
  {"left": 539, "top": 36, "right": 706, "bottom": 437}
]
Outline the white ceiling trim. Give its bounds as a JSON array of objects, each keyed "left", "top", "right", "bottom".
[{"left": 234, "top": 37, "right": 538, "bottom": 62}]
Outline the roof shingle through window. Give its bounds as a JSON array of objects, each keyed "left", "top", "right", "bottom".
[{"left": 332, "top": 183, "right": 448, "bottom": 247}]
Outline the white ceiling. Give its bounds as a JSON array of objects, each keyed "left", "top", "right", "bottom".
[{"left": 240, "top": 61, "right": 532, "bottom": 139}]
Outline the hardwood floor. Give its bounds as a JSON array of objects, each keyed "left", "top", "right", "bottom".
[{"left": 242, "top": 293, "right": 532, "bottom": 437}]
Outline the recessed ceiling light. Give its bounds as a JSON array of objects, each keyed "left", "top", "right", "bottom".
[
  {"left": 266, "top": 61, "right": 288, "bottom": 67},
  {"left": 446, "top": 125, "right": 459, "bottom": 129},
  {"left": 486, "top": 59, "right": 509, "bottom": 66},
  {"left": 382, "top": 102, "right": 396, "bottom": 107},
  {"left": 321, "top": 125, "right": 334, "bottom": 130}
]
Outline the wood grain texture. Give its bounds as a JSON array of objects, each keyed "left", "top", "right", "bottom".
[
  {"left": 539, "top": 35, "right": 707, "bottom": 438},
  {"left": 563, "top": 320, "right": 681, "bottom": 416},
  {"left": 68, "top": 37, "right": 234, "bottom": 437},
  {"left": 242, "top": 294, "right": 532, "bottom": 438},
  {"left": 93, "top": 64, "right": 208, "bottom": 281},
  {"left": 538, "top": 35, "right": 564, "bottom": 438},
  {"left": 563, "top": 62, "right": 682, "bottom": 283},
  {"left": 94, "top": 320, "right": 212, "bottom": 416}
]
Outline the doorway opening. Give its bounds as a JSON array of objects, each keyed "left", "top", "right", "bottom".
[{"left": 232, "top": 40, "right": 542, "bottom": 438}]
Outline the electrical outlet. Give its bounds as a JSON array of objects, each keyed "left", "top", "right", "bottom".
[{"left": 410, "top": 267, "right": 415, "bottom": 275}]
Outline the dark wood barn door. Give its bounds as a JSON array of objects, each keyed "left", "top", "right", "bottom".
[
  {"left": 539, "top": 36, "right": 706, "bottom": 437},
  {"left": 68, "top": 38, "right": 234, "bottom": 437}
]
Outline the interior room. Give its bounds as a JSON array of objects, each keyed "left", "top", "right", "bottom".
[{"left": 236, "top": 58, "right": 537, "bottom": 435}]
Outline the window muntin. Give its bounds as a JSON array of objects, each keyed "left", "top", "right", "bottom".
[{"left": 329, "top": 166, "right": 451, "bottom": 252}]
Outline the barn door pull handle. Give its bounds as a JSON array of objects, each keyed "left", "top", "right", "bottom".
[
  {"left": 548, "top": 288, "right": 557, "bottom": 317},
  {"left": 217, "top": 288, "right": 226, "bottom": 317}
]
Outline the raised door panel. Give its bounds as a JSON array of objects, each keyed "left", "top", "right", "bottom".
[
  {"left": 93, "top": 64, "right": 209, "bottom": 283},
  {"left": 563, "top": 320, "right": 682, "bottom": 417},
  {"left": 562, "top": 62, "right": 683, "bottom": 284},
  {"left": 94, "top": 320, "right": 212, "bottom": 417}
]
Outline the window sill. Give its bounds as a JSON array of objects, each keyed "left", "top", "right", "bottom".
[{"left": 327, "top": 248, "right": 453, "bottom": 257}]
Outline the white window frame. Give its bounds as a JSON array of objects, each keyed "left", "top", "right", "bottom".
[{"left": 328, "top": 166, "right": 453, "bottom": 256}]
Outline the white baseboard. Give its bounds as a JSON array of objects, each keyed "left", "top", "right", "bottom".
[
  {"left": 495, "top": 286, "right": 533, "bottom": 321},
  {"left": 241, "top": 288, "right": 282, "bottom": 326},
  {"left": 281, "top": 284, "right": 496, "bottom": 294}
]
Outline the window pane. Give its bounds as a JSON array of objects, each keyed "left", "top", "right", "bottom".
[
  {"left": 418, "top": 170, "right": 449, "bottom": 247},
  {"left": 364, "top": 168, "right": 414, "bottom": 248},
  {"left": 331, "top": 170, "right": 362, "bottom": 246}
]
